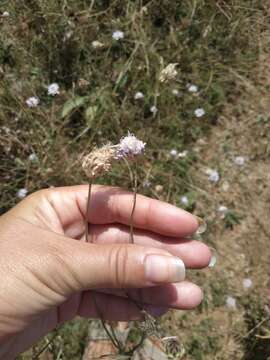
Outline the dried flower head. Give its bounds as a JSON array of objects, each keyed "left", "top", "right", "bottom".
[
  {"left": 159, "top": 63, "right": 178, "bottom": 83},
  {"left": 82, "top": 144, "right": 117, "bottom": 178},
  {"left": 116, "top": 132, "right": 146, "bottom": 159}
]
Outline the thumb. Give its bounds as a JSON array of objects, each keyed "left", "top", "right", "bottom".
[{"left": 56, "top": 240, "right": 186, "bottom": 295}]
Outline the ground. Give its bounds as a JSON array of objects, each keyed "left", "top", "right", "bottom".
[{"left": 0, "top": 1, "right": 269, "bottom": 359}]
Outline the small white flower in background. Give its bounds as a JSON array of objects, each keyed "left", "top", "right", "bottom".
[
  {"left": 159, "top": 63, "right": 178, "bottom": 83},
  {"left": 134, "top": 91, "right": 144, "bottom": 100},
  {"left": 17, "top": 188, "right": 28, "bottom": 199},
  {"left": 172, "top": 89, "right": 179, "bottom": 96},
  {"left": 112, "top": 30, "right": 124, "bottom": 41},
  {"left": 178, "top": 150, "right": 188, "bottom": 158},
  {"left": 234, "top": 156, "right": 245, "bottom": 166},
  {"left": 222, "top": 180, "right": 230, "bottom": 192},
  {"left": 243, "top": 278, "right": 252, "bottom": 290},
  {"left": 28, "top": 153, "right": 38, "bottom": 162},
  {"left": 64, "top": 30, "right": 73, "bottom": 41},
  {"left": 150, "top": 105, "right": 158, "bottom": 115},
  {"left": 142, "top": 180, "right": 151, "bottom": 188},
  {"left": 180, "top": 196, "right": 189, "bottom": 206},
  {"left": 206, "top": 168, "right": 220, "bottom": 183},
  {"left": 116, "top": 132, "right": 146, "bottom": 158},
  {"left": 194, "top": 108, "right": 206, "bottom": 118},
  {"left": 218, "top": 205, "right": 229, "bottom": 219},
  {"left": 170, "top": 149, "right": 178, "bottom": 157},
  {"left": 26, "top": 96, "right": 40, "bottom": 108},
  {"left": 188, "top": 84, "right": 199, "bottom": 93},
  {"left": 48, "top": 83, "right": 60, "bottom": 96},
  {"left": 155, "top": 184, "right": 164, "bottom": 193},
  {"left": 208, "top": 254, "right": 217, "bottom": 268},
  {"left": 2, "top": 11, "right": 10, "bottom": 17},
  {"left": 226, "top": 296, "right": 237, "bottom": 310},
  {"left": 92, "top": 40, "right": 105, "bottom": 49}
]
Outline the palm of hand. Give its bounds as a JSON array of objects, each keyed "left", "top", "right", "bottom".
[{"left": 0, "top": 185, "right": 210, "bottom": 358}]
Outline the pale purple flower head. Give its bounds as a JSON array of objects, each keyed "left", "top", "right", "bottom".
[
  {"left": 116, "top": 132, "right": 146, "bottom": 159},
  {"left": 226, "top": 296, "right": 237, "bottom": 310},
  {"left": 26, "top": 96, "right": 40, "bottom": 108}
]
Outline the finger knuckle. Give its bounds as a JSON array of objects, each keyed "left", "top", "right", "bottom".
[{"left": 108, "top": 244, "right": 129, "bottom": 288}]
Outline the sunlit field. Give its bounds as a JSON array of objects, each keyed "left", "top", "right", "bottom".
[{"left": 0, "top": 1, "right": 269, "bottom": 359}]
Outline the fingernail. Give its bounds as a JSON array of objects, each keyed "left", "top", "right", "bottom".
[
  {"left": 144, "top": 254, "right": 185, "bottom": 284},
  {"left": 196, "top": 216, "right": 207, "bottom": 235}
]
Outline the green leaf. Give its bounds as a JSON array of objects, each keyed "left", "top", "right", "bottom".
[
  {"left": 61, "top": 96, "right": 87, "bottom": 119},
  {"left": 85, "top": 105, "right": 99, "bottom": 126}
]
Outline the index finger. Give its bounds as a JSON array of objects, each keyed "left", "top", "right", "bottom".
[
  {"left": 79, "top": 185, "right": 199, "bottom": 237},
  {"left": 11, "top": 185, "right": 199, "bottom": 238}
]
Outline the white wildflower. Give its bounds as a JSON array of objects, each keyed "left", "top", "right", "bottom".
[
  {"left": 2, "top": 11, "right": 10, "bottom": 17},
  {"left": 155, "top": 185, "right": 164, "bottom": 193},
  {"left": 26, "top": 96, "right": 40, "bottom": 108},
  {"left": 194, "top": 108, "right": 205, "bottom": 118},
  {"left": 243, "top": 278, "right": 252, "bottom": 290},
  {"left": 150, "top": 105, "right": 158, "bottom": 115},
  {"left": 112, "top": 30, "right": 124, "bottom": 41},
  {"left": 159, "top": 63, "right": 178, "bottom": 83},
  {"left": 28, "top": 153, "right": 38, "bottom": 162},
  {"left": 234, "top": 156, "right": 245, "bottom": 166},
  {"left": 188, "top": 84, "right": 198, "bottom": 93},
  {"left": 208, "top": 255, "right": 217, "bottom": 268},
  {"left": 64, "top": 30, "right": 73, "bottom": 41},
  {"left": 92, "top": 40, "right": 105, "bottom": 49},
  {"left": 170, "top": 149, "right": 178, "bottom": 157},
  {"left": 116, "top": 132, "right": 146, "bottom": 159},
  {"left": 17, "top": 188, "right": 28, "bottom": 199},
  {"left": 178, "top": 150, "right": 188, "bottom": 158},
  {"left": 180, "top": 196, "right": 189, "bottom": 206},
  {"left": 221, "top": 181, "right": 230, "bottom": 192},
  {"left": 142, "top": 180, "right": 151, "bottom": 188},
  {"left": 206, "top": 169, "right": 220, "bottom": 183},
  {"left": 218, "top": 205, "right": 228, "bottom": 219},
  {"left": 134, "top": 91, "right": 144, "bottom": 100},
  {"left": 226, "top": 296, "right": 237, "bottom": 310},
  {"left": 172, "top": 89, "right": 179, "bottom": 96},
  {"left": 48, "top": 83, "right": 60, "bottom": 96}
]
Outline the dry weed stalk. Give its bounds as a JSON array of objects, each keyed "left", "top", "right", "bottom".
[{"left": 82, "top": 134, "right": 153, "bottom": 358}]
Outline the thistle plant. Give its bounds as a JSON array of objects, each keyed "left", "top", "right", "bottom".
[{"left": 82, "top": 133, "right": 154, "bottom": 358}]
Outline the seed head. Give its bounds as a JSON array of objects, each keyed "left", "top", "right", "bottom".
[
  {"left": 82, "top": 144, "right": 117, "bottom": 178},
  {"left": 159, "top": 63, "right": 178, "bottom": 83}
]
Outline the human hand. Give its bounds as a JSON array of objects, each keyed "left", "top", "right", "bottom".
[{"left": 0, "top": 185, "right": 211, "bottom": 358}]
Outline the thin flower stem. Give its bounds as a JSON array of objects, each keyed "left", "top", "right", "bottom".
[
  {"left": 130, "top": 162, "right": 138, "bottom": 244},
  {"left": 85, "top": 180, "right": 92, "bottom": 242},
  {"left": 32, "top": 331, "right": 58, "bottom": 359},
  {"left": 123, "top": 158, "right": 137, "bottom": 243},
  {"left": 85, "top": 180, "right": 123, "bottom": 354}
]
